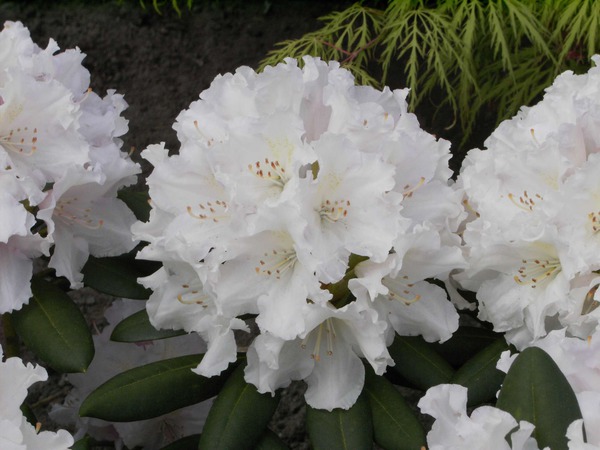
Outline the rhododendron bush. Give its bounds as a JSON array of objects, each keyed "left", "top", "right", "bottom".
[{"left": 3, "top": 19, "right": 600, "bottom": 450}]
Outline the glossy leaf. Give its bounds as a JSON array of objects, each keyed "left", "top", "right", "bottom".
[
  {"left": 111, "top": 309, "right": 186, "bottom": 342},
  {"left": 364, "top": 367, "right": 426, "bottom": 450},
  {"left": 198, "top": 363, "right": 280, "bottom": 450},
  {"left": 80, "top": 354, "right": 228, "bottom": 421},
  {"left": 451, "top": 338, "right": 509, "bottom": 406},
  {"left": 388, "top": 335, "right": 455, "bottom": 390},
  {"left": 160, "top": 434, "right": 200, "bottom": 450},
  {"left": 254, "top": 429, "right": 289, "bottom": 450},
  {"left": 81, "top": 254, "right": 159, "bottom": 299},
  {"left": 11, "top": 277, "right": 94, "bottom": 373},
  {"left": 118, "top": 187, "right": 151, "bottom": 222},
  {"left": 496, "top": 347, "right": 582, "bottom": 450},
  {"left": 306, "top": 392, "right": 373, "bottom": 450},
  {"left": 433, "top": 325, "right": 503, "bottom": 368}
]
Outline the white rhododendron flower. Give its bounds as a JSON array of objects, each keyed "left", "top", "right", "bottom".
[
  {"left": 0, "top": 20, "right": 139, "bottom": 309},
  {"left": 50, "top": 299, "right": 211, "bottom": 450},
  {"left": 0, "top": 343, "right": 73, "bottom": 449},
  {"left": 418, "top": 384, "right": 544, "bottom": 450},
  {"left": 245, "top": 297, "right": 392, "bottom": 410},
  {"left": 134, "top": 56, "right": 465, "bottom": 409},
  {"left": 457, "top": 56, "right": 600, "bottom": 349}
]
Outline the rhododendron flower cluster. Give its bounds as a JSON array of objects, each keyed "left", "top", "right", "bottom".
[
  {"left": 0, "top": 21, "right": 139, "bottom": 313},
  {"left": 50, "top": 300, "right": 211, "bottom": 450},
  {"left": 0, "top": 343, "right": 73, "bottom": 449},
  {"left": 133, "top": 56, "right": 466, "bottom": 410},
  {"left": 457, "top": 56, "right": 600, "bottom": 349}
]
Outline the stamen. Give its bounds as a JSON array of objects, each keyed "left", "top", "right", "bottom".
[
  {"left": 302, "top": 318, "right": 337, "bottom": 362},
  {"left": 530, "top": 128, "right": 541, "bottom": 146},
  {"left": 187, "top": 199, "right": 228, "bottom": 223},
  {"left": 319, "top": 199, "right": 350, "bottom": 223},
  {"left": 325, "top": 319, "right": 336, "bottom": 357},
  {"left": 508, "top": 191, "right": 542, "bottom": 212},
  {"left": 193, "top": 120, "right": 215, "bottom": 147},
  {"left": 0, "top": 126, "right": 39, "bottom": 156},
  {"left": 385, "top": 276, "right": 421, "bottom": 305},
  {"left": 402, "top": 177, "right": 426, "bottom": 198},
  {"left": 54, "top": 197, "right": 103, "bottom": 229},
  {"left": 247, "top": 157, "right": 287, "bottom": 187},
  {"left": 74, "top": 88, "right": 93, "bottom": 104},
  {"left": 513, "top": 257, "right": 561, "bottom": 288},
  {"left": 588, "top": 212, "right": 600, "bottom": 233},
  {"left": 254, "top": 248, "right": 297, "bottom": 280},
  {"left": 177, "top": 284, "right": 209, "bottom": 308},
  {"left": 312, "top": 324, "right": 323, "bottom": 361}
]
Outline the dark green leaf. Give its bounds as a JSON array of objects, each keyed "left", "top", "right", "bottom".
[
  {"left": 118, "top": 188, "right": 151, "bottom": 222},
  {"left": 12, "top": 277, "right": 94, "bottom": 373},
  {"left": 80, "top": 354, "right": 229, "bottom": 421},
  {"left": 388, "top": 335, "right": 454, "bottom": 390},
  {"left": 306, "top": 391, "right": 373, "bottom": 450},
  {"left": 159, "top": 434, "right": 200, "bottom": 450},
  {"left": 496, "top": 347, "right": 582, "bottom": 450},
  {"left": 111, "top": 309, "right": 186, "bottom": 342},
  {"left": 82, "top": 255, "right": 159, "bottom": 299},
  {"left": 254, "top": 429, "right": 289, "bottom": 450},
  {"left": 433, "top": 325, "right": 503, "bottom": 368},
  {"left": 364, "top": 366, "right": 426, "bottom": 450},
  {"left": 198, "top": 363, "right": 280, "bottom": 450},
  {"left": 451, "top": 338, "right": 509, "bottom": 406}
]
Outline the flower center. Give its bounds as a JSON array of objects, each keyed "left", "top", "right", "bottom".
[
  {"left": 177, "top": 283, "right": 209, "bottom": 308},
  {"left": 248, "top": 157, "right": 287, "bottom": 188},
  {"left": 187, "top": 199, "right": 228, "bottom": 223},
  {"left": 514, "top": 257, "right": 561, "bottom": 288},
  {"left": 508, "top": 190, "right": 543, "bottom": 212},
  {"left": 319, "top": 199, "right": 350, "bottom": 223},
  {"left": 383, "top": 275, "right": 421, "bottom": 305},
  {"left": 588, "top": 211, "right": 600, "bottom": 233},
  {"left": 301, "top": 318, "right": 336, "bottom": 362},
  {"left": 254, "top": 248, "right": 297, "bottom": 280},
  {"left": 55, "top": 197, "right": 103, "bottom": 229},
  {"left": 0, "top": 126, "right": 38, "bottom": 156}
]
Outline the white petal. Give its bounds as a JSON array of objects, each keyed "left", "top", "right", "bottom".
[{"left": 304, "top": 339, "right": 364, "bottom": 411}]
